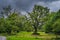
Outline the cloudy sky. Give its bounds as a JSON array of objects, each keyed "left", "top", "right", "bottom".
[{"left": 0, "top": 0, "right": 60, "bottom": 14}]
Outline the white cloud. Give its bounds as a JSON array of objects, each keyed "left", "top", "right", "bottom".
[{"left": 37, "top": 1, "right": 60, "bottom": 11}]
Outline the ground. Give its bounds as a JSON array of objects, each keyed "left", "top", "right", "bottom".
[{"left": 4, "top": 32, "right": 60, "bottom": 40}]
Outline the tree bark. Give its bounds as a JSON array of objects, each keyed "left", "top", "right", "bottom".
[{"left": 34, "top": 26, "right": 37, "bottom": 34}]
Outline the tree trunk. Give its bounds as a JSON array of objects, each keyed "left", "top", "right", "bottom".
[
  {"left": 34, "top": 26, "right": 37, "bottom": 34},
  {"left": 32, "top": 26, "right": 39, "bottom": 35}
]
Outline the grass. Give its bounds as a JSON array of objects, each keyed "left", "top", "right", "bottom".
[
  {"left": 6, "top": 32, "right": 60, "bottom": 40},
  {"left": 7, "top": 36, "right": 49, "bottom": 40}
]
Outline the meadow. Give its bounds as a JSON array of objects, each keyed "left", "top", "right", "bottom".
[{"left": 6, "top": 32, "right": 60, "bottom": 40}]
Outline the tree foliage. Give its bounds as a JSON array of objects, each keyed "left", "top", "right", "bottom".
[{"left": 28, "top": 5, "right": 49, "bottom": 34}]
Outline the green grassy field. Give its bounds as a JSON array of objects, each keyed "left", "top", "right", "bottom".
[{"left": 6, "top": 32, "right": 60, "bottom": 40}]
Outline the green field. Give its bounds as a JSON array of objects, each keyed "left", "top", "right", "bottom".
[{"left": 6, "top": 32, "right": 60, "bottom": 40}]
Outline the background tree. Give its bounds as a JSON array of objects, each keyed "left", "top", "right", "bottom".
[
  {"left": 1, "top": 5, "right": 12, "bottom": 18},
  {"left": 5, "top": 12, "right": 25, "bottom": 34},
  {"left": 23, "top": 16, "right": 33, "bottom": 32},
  {"left": 52, "top": 10, "right": 60, "bottom": 34},
  {"left": 43, "top": 10, "right": 60, "bottom": 34}
]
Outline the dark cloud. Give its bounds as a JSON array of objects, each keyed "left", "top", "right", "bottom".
[
  {"left": 11, "top": 0, "right": 59, "bottom": 12},
  {"left": 0, "top": 0, "right": 60, "bottom": 13},
  {"left": 11, "top": 0, "right": 40, "bottom": 12}
]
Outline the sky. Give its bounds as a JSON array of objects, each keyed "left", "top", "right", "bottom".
[{"left": 0, "top": 0, "right": 60, "bottom": 14}]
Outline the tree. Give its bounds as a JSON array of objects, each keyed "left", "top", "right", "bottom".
[
  {"left": 42, "top": 12, "right": 56, "bottom": 33},
  {"left": 28, "top": 5, "right": 49, "bottom": 34},
  {"left": 23, "top": 17, "right": 33, "bottom": 32},
  {"left": 7, "top": 12, "right": 27, "bottom": 32},
  {"left": 52, "top": 19, "right": 60, "bottom": 34},
  {"left": 52, "top": 10, "right": 60, "bottom": 34},
  {"left": 43, "top": 9, "right": 60, "bottom": 34},
  {"left": 0, "top": 18, "right": 6, "bottom": 33},
  {"left": 2, "top": 5, "right": 12, "bottom": 18}
]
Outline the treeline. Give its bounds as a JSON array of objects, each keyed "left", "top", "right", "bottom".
[{"left": 0, "top": 5, "right": 60, "bottom": 35}]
